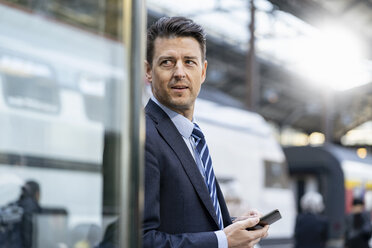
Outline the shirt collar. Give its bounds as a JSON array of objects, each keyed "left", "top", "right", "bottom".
[{"left": 151, "top": 96, "right": 194, "bottom": 138}]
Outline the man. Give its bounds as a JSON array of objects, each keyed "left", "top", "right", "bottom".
[
  {"left": 344, "top": 198, "right": 372, "bottom": 248},
  {"left": 294, "top": 192, "right": 328, "bottom": 248},
  {"left": 143, "top": 16, "right": 269, "bottom": 248}
]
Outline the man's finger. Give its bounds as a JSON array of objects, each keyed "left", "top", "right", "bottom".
[
  {"left": 233, "top": 215, "right": 252, "bottom": 222},
  {"left": 247, "top": 225, "right": 270, "bottom": 240},
  {"left": 237, "top": 217, "right": 260, "bottom": 229},
  {"left": 254, "top": 225, "right": 270, "bottom": 237},
  {"left": 248, "top": 209, "right": 260, "bottom": 217}
]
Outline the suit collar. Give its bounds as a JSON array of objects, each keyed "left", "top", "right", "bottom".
[
  {"left": 150, "top": 96, "right": 194, "bottom": 139},
  {"left": 145, "top": 99, "right": 221, "bottom": 228}
]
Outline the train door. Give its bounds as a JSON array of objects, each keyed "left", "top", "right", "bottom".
[
  {"left": 284, "top": 146, "right": 347, "bottom": 248},
  {"left": 0, "top": 0, "right": 145, "bottom": 247}
]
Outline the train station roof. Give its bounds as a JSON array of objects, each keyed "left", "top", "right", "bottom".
[{"left": 147, "top": 0, "right": 372, "bottom": 143}]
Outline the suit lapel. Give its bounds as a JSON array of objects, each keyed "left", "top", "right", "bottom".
[{"left": 145, "top": 100, "right": 220, "bottom": 227}]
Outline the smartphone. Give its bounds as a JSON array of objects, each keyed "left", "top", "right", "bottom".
[{"left": 246, "top": 209, "right": 282, "bottom": 231}]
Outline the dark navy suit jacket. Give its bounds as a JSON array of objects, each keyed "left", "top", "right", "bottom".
[{"left": 143, "top": 99, "right": 232, "bottom": 248}]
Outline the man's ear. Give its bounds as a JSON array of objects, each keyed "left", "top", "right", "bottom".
[
  {"left": 145, "top": 60, "right": 152, "bottom": 83},
  {"left": 201, "top": 60, "right": 208, "bottom": 84}
]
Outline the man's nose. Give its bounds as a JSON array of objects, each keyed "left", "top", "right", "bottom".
[{"left": 174, "top": 61, "right": 186, "bottom": 80}]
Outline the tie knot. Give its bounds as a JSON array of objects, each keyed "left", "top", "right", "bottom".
[{"left": 192, "top": 123, "right": 204, "bottom": 140}]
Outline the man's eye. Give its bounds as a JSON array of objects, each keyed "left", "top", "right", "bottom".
[
  {"left": 185, "top": 60, "right": 196, "bottom": 65},
  {"left": 161, "top": 60, "right": 172, "bottom": 66}
]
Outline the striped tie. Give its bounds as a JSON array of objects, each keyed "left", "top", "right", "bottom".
[{"left": 191, "top": 123, "right": 224, "bottom": 230}]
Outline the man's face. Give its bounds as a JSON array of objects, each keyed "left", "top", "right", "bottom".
[{"left": 146, "top": 36, "right": 207, "bottom": 119}]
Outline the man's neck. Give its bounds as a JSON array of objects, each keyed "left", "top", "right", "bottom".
[
  {"left": 169, "top": 107, "right": 193, "bottom": 121},
  {"left": 152, "top": 97, "right": 194, "bottom": 121}
]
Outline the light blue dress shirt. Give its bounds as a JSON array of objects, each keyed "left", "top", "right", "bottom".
[{"left": 151, "top": 96, "right": 228, "bottom": 248}]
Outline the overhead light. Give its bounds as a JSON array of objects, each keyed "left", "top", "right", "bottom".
[
  {"left": 357, "top": 148, "right": 367, "bottom": 159},
  {"left": 295, "top": 25, "right": 370, "bottom": 91},
  {"left": 308, "top": 132, "right": 325, "bottom": 145}
]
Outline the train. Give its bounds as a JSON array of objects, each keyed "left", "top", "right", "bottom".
[{"left": 285, "top": 145, "right": 372, "bottom": 248}]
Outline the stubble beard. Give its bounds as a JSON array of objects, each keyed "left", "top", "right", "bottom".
[{"left": 167, "top": 94, "right": 195, "bottom": 111}]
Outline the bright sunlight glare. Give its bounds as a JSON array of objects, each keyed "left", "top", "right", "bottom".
[{"left": 296, "top": 25, "right": 370, "bottom": 91}]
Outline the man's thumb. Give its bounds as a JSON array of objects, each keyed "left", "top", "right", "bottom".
[{"left": 239, "top": 217, "right": 260, "bottom": 230}]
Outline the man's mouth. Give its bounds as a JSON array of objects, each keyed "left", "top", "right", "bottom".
[{"left": 171, "top": 85, "right": 189, "bottom": 91}]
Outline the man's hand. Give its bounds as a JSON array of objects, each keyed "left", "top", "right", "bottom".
[
  {"left": 232, "top": 209, "right": 260, "bottom": 223},
  {"left": 223, "top": 216, "right": 269, "bottom": 248}
]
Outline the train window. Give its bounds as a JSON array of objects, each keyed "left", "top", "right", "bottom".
[
  {"left": 264, "top": 160, "right": 290, "bottom": 189},
  {"left": 83, "top": 94, "right": 104, "bottom": 122},
  {"left": 79, "top": 74, "right": 105, "bottom": 122},
  {"left": 0, "top": 55, "right": 60, "bottom": 113},
  {"left": 3, "top": 74, "right": 60, "bottom": 113}
]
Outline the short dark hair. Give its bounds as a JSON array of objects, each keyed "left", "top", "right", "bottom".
[
  {"left": 146, "top": 16, "right": 206, "bottom": 66},
  {"left": 20, "top": 180, "right": 40, "bottom": 201}
]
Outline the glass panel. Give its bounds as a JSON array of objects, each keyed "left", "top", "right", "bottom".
[{"left": 0, "top": 0, "right": 142, "bottom": 247}]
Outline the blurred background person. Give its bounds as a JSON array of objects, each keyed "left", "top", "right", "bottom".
[
  {"left": 344, "top": 198, "right": 372, "bottom": 248},
  {"left": 96, "top": 219, "right": 119, "bottom": 248},
  {"left": 15, "top": 180, "right": 41, "bottom": 248},
  {"left": 294, "top": 191, "right": 329, "bottom": 248},
  {"left": 0, "top": 180, "right": 41, "bottom": 248}
]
